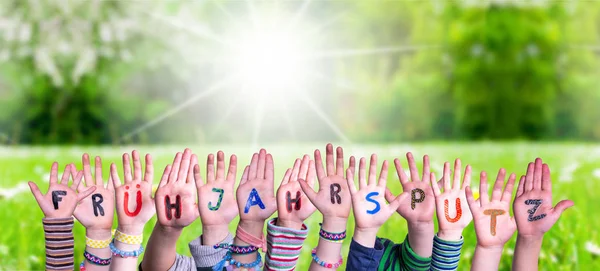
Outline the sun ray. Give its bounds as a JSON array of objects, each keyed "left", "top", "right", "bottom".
[
  {"left": 298, "top": 91, "right": 351, "bottom": 143},
  {"left": 285, "top": 0, "right": 312, "bottom": 31},
  {"left": 208, "top": 84, "right": 247, "bottom": 139},
  {"left": 307, "top": 45, "right": 442, "bottom": 59},
  {"left": 120, "top": 76, "right": 237, "bottom": 142},
  {"left": 275, "top": 93, "right": 297, "bottom": 139}
]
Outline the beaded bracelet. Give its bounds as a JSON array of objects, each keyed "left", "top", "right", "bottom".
[
  {"left": 109, "top": 239, "right": 144, "bottom": 258},
  {"left": 86, "top": 236, "right": 112, "bottom": 249},
  {"left": 84, "top": 250, "right": 112, "bottom": 265},
  {"left": 80, "top": 261, "right": 86, "bottom": 271},
  {"left": 318, "top": 223, "right": 346, "bottom": 242},
  {"left": 311, "top": 248, "right": 343, "bottom": 269},
  {"left": 114, "top": 229, "right": 143, "bottom": 245},
  {"left": 213, "top": 250, "right": 262, "bottom": 271}
]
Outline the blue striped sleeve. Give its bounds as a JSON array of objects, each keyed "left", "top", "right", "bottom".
[{"left": 430, "top": 234, "right": 464, "bottom": 271}]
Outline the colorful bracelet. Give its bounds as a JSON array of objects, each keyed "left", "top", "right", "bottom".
[
  {"left": 229, "top": 244, "right": 259, "bottom": 254},
  {"left": 86, "top": 235, "right": 112, "bottom": 249},
  {"left": 80, "top": 261, "right": 86, "bottom": 271},
  {"left": 311, "top": 248, "right": 343, "bottom": 269},
  {"left": 84, "top": 250, "right": 112, "bottom": 266},
  {"left": 109, "top": 239, "right": 144, "bottom": 258},
  {"left": 114, "top": 229, "right": 143, "bottom": 245},
  {"left": 318, "top": 223, "right": 346, "bottom": 241},
  {"left": 213, "top": 250, "right": 262, "bottom": 271}
]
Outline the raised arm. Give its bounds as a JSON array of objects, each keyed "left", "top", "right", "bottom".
[
  {"left": 512, "top": 158, "right": 574, "bottom": 271},
  {"left": 109, "top": 151, "right": 156, "bottom": 271},
  {"left": 298, "top": 144, "right": 352, "bottom": 271},
  {"left": 429, "top": 159, "right": 473, "bottom": 271},
  {"left": 466, "top": 169, "right": 517, "bottom": 271},
  {"left": 74, "top": 154, "right": 115, "bottom": 271},
  {"left": 29, "top": 162, "right": 95, "bottom": 271},
  {"left": 266, "top": 154, "right": 317, "bottom": 270},
  {"left": 142, "top": 149, "right": 199, "bottom": 271}
]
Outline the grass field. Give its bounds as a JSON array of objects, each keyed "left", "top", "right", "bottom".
[{"left": 0, "top": 143, "right": 599, "bottom": 270}]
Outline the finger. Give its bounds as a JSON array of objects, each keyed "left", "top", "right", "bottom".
[
  {"left": 422, "top": 155, "right": 430, "bottom": 183},
  {"left": 552, "top": 200, "right": 575, "bottom": 217},
  {"left": 491, "top": 168, "right": 506, "bottom": 202},
  {"left": 290, "top": 158, "right": 301, "bottom": 182},
  {"left": 193, "top": 164, "right": 203, "bottom": 190},
  {"left": 240, "top": 166, "right": 250, "bottom": 185},
  {"left": 158, "top": 165, "right": 171, "bottom": 188},
  {"left": 384, "top": 188, "right": 396, "bottom": 204},
  {"left": 325, "top": 143, "right": 335, "bottom": 176},
  {"left": 307, "top": 160, "right": 316, "bottom": 188},
  {"left": 257, "top": 149, "right": 267, "bottom": 179},
  {"left": 368, "top": 154, "right": 377, "bottom": 186},
  {"left": 462, "top": 165, "right": 472, "bottom": 189},
  {"left": 453, "top": 159, "right": 461, "bottom": 190},
  {"left": 77, "top": 186, "right": 97, "bottom": 202},
  {"left": 542, "top": 163, "right": 552, "bottom": 192},
  {"left": 358, "top": 157, "right": 367, "bottom": 190},
  {"left": 94, "top": 156, "right": 103, "bottom": 186},
  {"left": 443, "top": 161, "right": 451, "bottom": 191},
  {"left": 207, "top": 154, "right": 216, "bottom": 183},
  {"left": 49, "top": 162, "right": 59, "bottom": 184},
  {"left": 501, "top": 173, "right": 516, "bottom": 203},
  {"left": 110, "top": 163, "right": 122, "bottom": 187},
  {"left": 394, "top": 158, "right": 409, "bottom": 185},
  {"left": 71, "top": 169, "right": 84, "bottom": 190},
  {"left": 465, "top": 186, "right": 479, "bottom": 210},
  {"left": 430, "top": 172, "right": 441, "bottom": 197},
  {"left": 378, "top": 160, "right": 389, "bottom": 188},
  {"left": 314, "top": 149, "right": 326, "bottom": 181},
  {"left": 168, "top": 152, "right": 182, "bottom": 183},
  {"left": 107, "top": 175, "right": 115, "bottom": 191},
  {"left": 226, "top": 154, "right": 237, "bottom": 183},
  {"left": 177, "top": 149, "right": 192, "bottom": 182},
  {"left": 479, "top": 171, "right": 489, "bottom": 205},
  {"left": 144, "top": 154, "right": 154, "bottom": 183},
  {"left": 407, "top": 152, "right": 420, "bottom": 182},
  {"left": 533, "top": 158, "right": 543, "bottom": 190},
  {"left": 335, "top": 146, "right": 344, "bottom": 176},
  {"left": 60, "top": 164, "right": 73, "bottom": 184},
  {"left": 298, "top": 179, "right": 318, "bottom": 205},
  {"left": 346, "top": 168, "right": 357, "bottom": 195},
  {"left": 282, "top": 168, "right": 292, "bottom": 185},
  {"left": 347, "top": 156, "right": 356, "bottom": 180},
  {"left": 249, "top": 152, "right": 259, "bottom": 179},
  {"left": 266, "top": 154, "right": 275, "bottom": 186},
  {"left": 76, "top": 179, "right": 85, "bottom": 193},
  {"left": 187, "top": 154, "right": 198, "bottom": 184},
  {"left": 299, "top": 155, "right": 310, "bottom": 181},
  {"left": 389, "top": 192, "right": 408, "bottom": 211},
  {"left": 215, "top": 151, "right": 226, "bottom": 181},
  {"left": 132, "top": 150, "right": 143, "bottom": 182},
  {"left": 525, "top": 162, "right": 534, "bottom": 192},
  {"left": 122, "top": 153, "right": 132, "bottom": 183},
  {"left": 516, "top": 175, "right": 525, "bottom": 197},
  {"left": 82, "top": 153, "right": 93, "bottom": 187},
  {"left": 28, "top": 181, "right": 45, "bottom": 205}
]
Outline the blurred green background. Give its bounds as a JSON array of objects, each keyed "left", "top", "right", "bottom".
[{"left": 0, "top": 0, "right": 599, "bottom": 270}]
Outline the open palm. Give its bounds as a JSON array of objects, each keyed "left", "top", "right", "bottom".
[
  {"left": 513, "top": 158, "right": 574, "bottom": 237},
  {"left": 236, "top": 149, "right": 276, "bottom": 222},
  {"left": 430, "top": 159, "right": 473, "bottom": 236},
  {"left": 74, "top": 154, "right": 114, "bottom": 230},
  {"left": 466, "top": 169, "right": 516, "bottom": 248},
  {"left": 195, "top": 151, "right": 239, "bottom": 226},
  {"left": 277, "top": 155, "right": 317, "bottom": 227}
]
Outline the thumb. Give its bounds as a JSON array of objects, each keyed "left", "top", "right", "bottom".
[
  {"left": 77, "top": 186, "right": 97, "bottom": 202},
  {"left": 389, "top": 192, "right": 408, "bottom": 211},
  {"left": 28, "top": 181, "right": 45, "bottom": 205},
  {"left": 298, "top": 179, "right": 318, "bottom": 205},
  {"left": 384, "top": 188, "right": 395, "bottom": 204},
  {"left": 552, "top": 199, "right": 574, "bottom": 217}
]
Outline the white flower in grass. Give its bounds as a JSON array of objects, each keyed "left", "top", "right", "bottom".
[
  {"left": 505, "top": 248, "right": 514, "bottom": 255},
  {"left": 585, "top": 241, "right": 600, "bottom": 256}
]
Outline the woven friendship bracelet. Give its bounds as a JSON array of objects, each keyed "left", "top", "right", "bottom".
[
  {"left": 86, "top": 236, "right": 112, "bottom": 249},
  {"left": 318, "top": 224, "right": 346, "bottom": 241},
  {"left": 114, "top": 229, "right": 143, "bottom": 245},
  {"left": 236, "top": 225, "right": 267, "bottom": 253},
  {"left": 230, "top": 244, "right": 259, "bottom": 254},
  {"left": 311, "top": 247, "right": 343, "bottom": 269},
  {"left": 109, "top": 239, "right": 144, "bottom": 258},
  {"left": 84, "top": 250, "right": 112, "bottom": 266}
]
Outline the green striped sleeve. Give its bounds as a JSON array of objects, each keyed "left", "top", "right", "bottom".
[{"left": 377, "top": 235, "right": 431, "bottom": 271}]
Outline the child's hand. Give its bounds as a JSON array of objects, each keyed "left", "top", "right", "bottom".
[
  {"left": 111, "top": 150, "right": 156, "bottom": 234},
  {"left": 74, "top": 154, "right": 114, "bottom": 231},
  {"left": 347, "top": 154, "right": 406, "bottom": 246},
  {"left": 299, "top": 144, "right": 352, "bottom": 221},
  {"left": 236, "top": 149, "right": 277, "bottom": 223},
  {"left": 466, "top": 169, "right": 516, "bottom": 248},
  {"left": 386, "top": 153, "right": 435, "bottom": 225},
  {"left": 430, "top": 159, "right": 473, "bottom": 240},
  {"left": 513, "top": 158, "right": 574, "bottom": 238},
  {"left": 29, "top": 163, "right": 94, "bottom": 218},
  {"left": 276, "top": 155, "right": 317, "bottom": 229},
  {"left": 155, "top": 149, "right": 199, "bottom": 229},
  {"left": 195, "top": 151, "right": 239, "bottom": 227}
]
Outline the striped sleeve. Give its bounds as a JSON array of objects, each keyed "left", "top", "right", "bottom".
[
  {"left": 43, "top": 217, "right": 74, "bottom": 271},
  {"left": 430, "top": 234, "right": 464, "bottom": 271},
  {"left": 377, "top": 235, "right": 431, "bottom": 271},
  {"left": 264, "top": 218, "right": 308, "bottom": 271}
]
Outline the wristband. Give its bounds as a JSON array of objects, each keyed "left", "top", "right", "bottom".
[
  {"left": 236, "top": 225, "right": 267, "bottom": 252},
  {"left": 80, "top": 261, "right": 86, "bottom": 271},
  {"left": 213, "top": 250, "right": 262, "bottom": 271},
  {"left": 311, "top": 247, "right": 343, "bottom": 269},
  {"left": 114, "top": 229, "right": 143, "bottom": 245},
  {"left": 84, "top": 250, "right": 112, "bottom": 265},
  {"left": 318, "top": 223, "right": 346, "bottom": 242},
  {"left": 230, "top": 244, "right": 259, "bottom": 254},
  {"left": 109, "top": 239, "right": 144, "bottom": 258},
  {"left": 86, "top": 236, "right": 112, "bottom": 249}
]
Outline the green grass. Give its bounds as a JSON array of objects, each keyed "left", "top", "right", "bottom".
[{"left": 0, "top": 143, "right": 598, "bottom": 270}]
